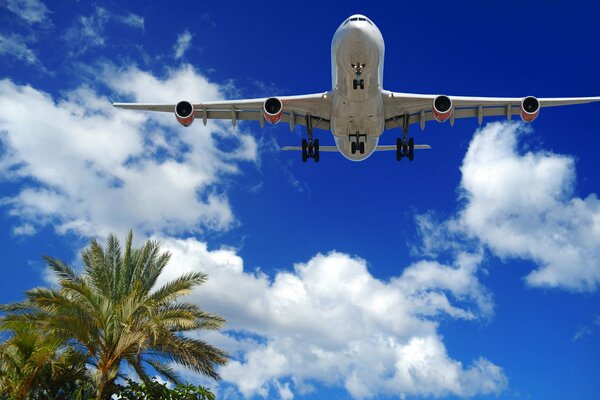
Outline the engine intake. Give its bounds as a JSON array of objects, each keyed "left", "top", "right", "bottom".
[
  {"left": 175, "top": 100, "right": 195, "bottom": 127},
  {"left": 263, "top": 97, "right": 283, "bottom": 124},
  {"left": 432, "top": 95, "right": 453, "bottom": 123},
  {"left": 520, "top": 96, "right": 540, "bottom": 122}
]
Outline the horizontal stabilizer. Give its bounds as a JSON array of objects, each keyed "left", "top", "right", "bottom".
[
  {"left": 374, "top": 144, "right": 431, "bottom": 151},
  {"left": 281, "top": 145, "right": 431, "bottom": 152},
  {"left": 281, "top": 146, "right": 338, "bottom": 152}
]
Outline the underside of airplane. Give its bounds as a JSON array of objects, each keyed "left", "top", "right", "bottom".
[{"left": 113, "top": 14, "right": 600, "bottom": 162}]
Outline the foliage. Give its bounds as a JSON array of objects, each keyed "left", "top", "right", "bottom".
[
  {"left": 0, "top": 321, "right": 93, "bottom": 400},
  {"left": 0, "top": 231, "right": 228, "bottom": 400},
  {"left": 114, "top": 378, "right": 216, "bottom": 400}
]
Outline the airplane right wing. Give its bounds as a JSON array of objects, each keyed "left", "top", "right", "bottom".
[{"left": 382, "top": 91, "right": 600, "bottom": 130}]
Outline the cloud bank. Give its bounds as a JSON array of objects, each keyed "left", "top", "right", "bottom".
[
  {"left": 158, "top": 238, "right": 505, "bottom": 399},
  {"left": 0, "top": 65, "right": 256, "bottom": 237},
  {"left": 419, "top": 122, "right": 600, "bottom": 292}
]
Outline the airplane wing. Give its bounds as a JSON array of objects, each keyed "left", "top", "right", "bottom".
[
  {"left": 112, "top": 92, "right": 333, "bottom": 131},
  {"left": 382, "top": 91, "right": 600, "bottom": 130}
]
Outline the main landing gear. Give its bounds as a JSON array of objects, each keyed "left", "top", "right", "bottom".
[
  {"left": 352, "top": 63, "right": 365, "bottom": 90},
  {"left": 302, "top": 115, "right": 320, "bottom": 163},
  {"left": 396, "top": 114, "right": 415, "bottom": 161},
  {"left": 349, "top": 132, "right": 366, "bottom": 155}
]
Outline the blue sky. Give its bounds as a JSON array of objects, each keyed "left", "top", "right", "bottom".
[{"left": 1, "top": 0, "right": 600, "bottom": 399}]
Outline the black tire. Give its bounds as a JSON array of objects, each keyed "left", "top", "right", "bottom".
[
  {"left": 359, "top": 79, "right": 364, "bottom": 89},
  {"left": 359, "top": 141, "right": 365, "bottom": 154},
  {"left": 314, "top": 151, "right": 320, "bottom": 163},
  {"left": 408, "top": 149, "right": 414, "bottom": 161},
  {"left": 301, "top": 139, "right": 308, "bottom": 162},
  {"left": 408, "top": 137, "right": 414, "bottom": 150},
  {"left": 397, "top": 138, "right": 402, "bottom": 151},
  {"left": 314, "top": 139, "right": 319, "bottom": 152},
  {"left": 353, "top": 79, "right": 358, "bottom": 90},
  {"left": 351, "top": 141, "right": 357, "bottom": 154}
]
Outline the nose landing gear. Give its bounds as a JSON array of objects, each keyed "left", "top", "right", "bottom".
[{"left": 352, "top": 63, "right": 365, "bottom": 90}]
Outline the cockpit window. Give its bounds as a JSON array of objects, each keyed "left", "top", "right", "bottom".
[{"left": 347, "top": 16, "right": 373, "bottom": 25}]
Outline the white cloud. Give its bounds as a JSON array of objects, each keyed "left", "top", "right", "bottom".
[
  {"left": 456, "top": 122, "right": 600, "bottom": 291},
  {"left": 156, "top": 238, "right": 505, "bottom": 399},
  {"left": 4, "top": 0, "right": 50, "bottom": 24},
  {"left": 64, "top": 6, "right": 144, "bottom": 55},
  {"left": 117, "top": 12, "right": 144, "bottom": 30},
  {"left": 12, "top": 223, "right": 36, "bottom": 236},
  {"left": 0, "top": 64, "right": 257, "bottom": 237},
  {"left": 415, "top": 122, "right": 600, "bottom": 292},
  {"left": 0, "top": 34, "right": 38, "bottom": 64},
  {"left": 174, "top": 30, "right": 193, "bottom": 59}
]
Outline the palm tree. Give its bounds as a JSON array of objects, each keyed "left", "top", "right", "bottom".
[
  {"left": 0, "top": 232, "right": 228, "bottom": 400},
  {"left": 0, "top": 321, "right": 91, "bottom": 399}
]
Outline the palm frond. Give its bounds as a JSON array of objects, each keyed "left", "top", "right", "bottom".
[
  {"left": 144, "top": 358, "right": 182, "bottom": 384},
  {"left": 149, "top": 272, "right": 208, "bottom": 305}
]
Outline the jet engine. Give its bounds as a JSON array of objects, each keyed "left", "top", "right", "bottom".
[
  {"left": 520, "top": 96, "right": 540, "bottom": 122},
  {"left": 175, "top": 100, "right": 195, "bottom": 127},
  {"left": 432, "top": 95, "right": 453, "bottom": 122},
  {"left": 263, "top": 97, "right": 284, "bottom": 124}
]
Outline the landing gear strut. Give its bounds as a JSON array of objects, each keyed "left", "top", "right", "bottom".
[
  {"left": 352, "top": 63, "right": 365, "bottom": 90},
  {"left": 349, "top": 132, "right": 366, "bottom": 154},
  {"left": 396, "top": 114, "right": 415, "bottom": 161},
  {"left": 301, "top": 115, "right": 320, "bottom": 163}
]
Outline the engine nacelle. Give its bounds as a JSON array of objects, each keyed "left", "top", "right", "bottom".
[
  {"left": 263, "top": 97, "right": 283, "bottom": 124},
  {"left": 520, "top": 96, "right": 540, "bottom": 123},
  {"left": 432, "top": 95, "right": 453, "bottom": 123},
  {"left": 175, "top": 100, "right": 195, "bottom": 127}
]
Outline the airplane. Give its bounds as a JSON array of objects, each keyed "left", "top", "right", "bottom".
[{"left": 113, "top": 14, "right": 600, "bottom": 162}]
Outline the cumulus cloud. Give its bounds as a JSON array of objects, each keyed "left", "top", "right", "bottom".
[
  {"left": 0, "top": 64, "right": 257, "bottom": 237},
  {"left": 156, "top": 238, "right": 505, "bottom": 399},
  {"left": 4, "top": 0, "right": 50, "bottom": 25},
  {"left": 174, "top": 30, "right": 193, "bottom": 59},
  {"left": 418, "top": 121, "right": 600, "bottom": 292}
]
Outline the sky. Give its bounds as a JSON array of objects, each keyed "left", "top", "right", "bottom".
[{"left": 1, "top": 0, "right": 600, "bottom": 399}]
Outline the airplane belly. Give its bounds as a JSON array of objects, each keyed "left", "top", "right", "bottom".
[
  {"left": 334, "top": 136, "right": 379, "bottom": 161},
  {"left": 330, "top": 93, "right": 384, "bottom": 138}
]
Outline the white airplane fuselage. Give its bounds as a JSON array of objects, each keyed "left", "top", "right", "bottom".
[{"left": 330, "top": 15, "right": 385, "bottom": 161}]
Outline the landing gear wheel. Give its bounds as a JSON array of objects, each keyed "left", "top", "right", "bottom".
[
  {"left": 396, "top": 138, "right": 402, "bottom": 161},
  {"left": 359, "top": 79, "right": 364, "bottom": 90},
  {"left": 408, "top": 137, "right": 414, "bottom": 161},
  {"left": 314, "top": 139, "right": 320, "bottom": 163},
  {"left": 351, "top": 141, "right": 357, "bottom": 154},
  {"left": 302, "top": 139, "right": 308, "bottom": 163},
  {"left": 358, "top": 141, "right": 365, "bottom": 154},
  {"left": 353, "top": 79, "right": 358, "bottom": 90}
]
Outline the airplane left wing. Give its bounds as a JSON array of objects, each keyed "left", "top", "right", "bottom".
[
  {"left": 112, "top": 92, "right": 333, "bottom": 131},
  {"left": 383, "top": 91, "right": 600, "bottom": 130}
]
